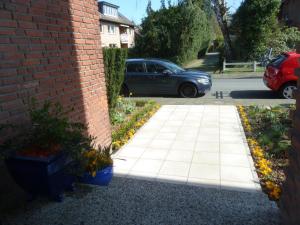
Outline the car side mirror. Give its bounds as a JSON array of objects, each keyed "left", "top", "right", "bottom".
[{"left": 163, "top": 70, "right": 172, "bottom": 76}]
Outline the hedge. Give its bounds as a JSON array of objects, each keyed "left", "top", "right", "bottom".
[{"left": 103, "top": 48, "right": 128, "bottom": 109}]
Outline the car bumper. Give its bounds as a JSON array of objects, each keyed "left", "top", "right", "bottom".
[
  {"left": 263, "top": 75, "right": 281, "bottom": 91},
  {"left": 197, "top": 82, "right": 212, "bottom": 94}
]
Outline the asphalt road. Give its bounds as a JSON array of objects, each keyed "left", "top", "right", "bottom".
[{"left": 131, "top": 77, "right": 295, "bottom": 106}]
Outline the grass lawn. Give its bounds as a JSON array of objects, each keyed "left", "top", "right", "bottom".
[
  {"left": 184, "top": 54, "right": 265, "bottom": 75},
  {"left": 184, "top": 53, "right": 220, "bottom": 73},
  {"left": 238, "top": 105, "right": 294, "bottom": 201}
]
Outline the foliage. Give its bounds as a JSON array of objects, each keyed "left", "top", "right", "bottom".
[
  {"left": 246, "top": 105, "right": 293, "bottom": 158},
  {"left": 103, "top": 48, "right": 128, "bottom": 109},
  {"left": 81, "top": 146, "right": 113, "bottom": 177},
  {"left": 0, "top": 100, "right": 93, "bottom": 160},
  {"left": 232, "top": 0, "right": 300, "bottom": 60},
  {"left": 112, "top": 101, "right": 160, "bottom": 150},
  {"left": 110, "top": 96, "right": 137, "bottom": 125},
  {"left": 132, "top": 0, "right": 212, "bottom": 64},
  {"left": 238, "top": 105, "right": 287, "bottom": 201}
]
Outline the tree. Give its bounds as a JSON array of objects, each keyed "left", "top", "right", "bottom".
[
  {"left": 232, "top": 0, "right": 300, "bottom": 60},
  {"left": 211, "top": 0, "right": 233, "bottom": 59},
  {"left": 133, "top": 0, "right": 212, "bottom": 64}
]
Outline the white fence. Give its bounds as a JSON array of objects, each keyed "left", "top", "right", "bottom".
[{"left": 223, "top": 60, "right": 262, "bottom": 72}]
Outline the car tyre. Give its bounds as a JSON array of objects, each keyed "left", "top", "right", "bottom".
[
  {"left": 121, "top": 85, "right": 129, "bottom": 97},
  {"left": 280, "top": 82, "right": 297, "bottom": 99},
  {"left": 179, "top": 83, "right": 198, "bottom": 98}
]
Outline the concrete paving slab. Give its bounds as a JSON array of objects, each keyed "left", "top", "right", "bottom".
[{"left": 114, "top": 105, "right": 261, "bottom": 194}]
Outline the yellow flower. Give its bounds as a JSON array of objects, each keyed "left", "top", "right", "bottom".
[{"left": 270, "top": 186, "right": 281, "bottom": 200}]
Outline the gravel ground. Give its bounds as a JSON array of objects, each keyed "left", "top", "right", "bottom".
[{"left": 2, "top": 177, "right": 280, "bottom": 225}]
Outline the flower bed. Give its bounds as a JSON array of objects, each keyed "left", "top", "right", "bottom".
[
  {"left": 111, "top": 98, "right": 160, "bottom": 151},
  {"left": 238, "top": 105, "right": 293, "bottom": 201}
]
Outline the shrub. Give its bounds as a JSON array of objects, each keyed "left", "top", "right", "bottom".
[
  {"left": 103, "top": 48, "right": 128, "bottom": 109},
  {"left": 232, "top": 0, "right": 300, "bottom": 60},
  {"left": 132, "top": 0, "right": 212, "bottom": 65},
  {"left": 246, "top": 105, "right": 293, "bottom": 158}
]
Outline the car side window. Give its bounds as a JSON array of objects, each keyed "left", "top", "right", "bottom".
[
  {"left": 126, "top": 62, "right": 145, "bottom": 73},
  {"left": 146, "top": 62, "right": 167, "bottom": 74}
]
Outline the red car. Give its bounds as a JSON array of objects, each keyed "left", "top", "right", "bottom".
[{"left": 263, "top": 52, "right": 300, "bottom": 99}]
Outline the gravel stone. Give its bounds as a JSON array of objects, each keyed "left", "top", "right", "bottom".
[{"left": 2, "top": 177, "right": 280, "bottom": 225}]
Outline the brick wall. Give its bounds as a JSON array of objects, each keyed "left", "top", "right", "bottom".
[
  {"left": 280, "top": 46, "right": 300, "bottom": 224},
  {"left": 0, "top": 0, "right": 111, "bottom": 146}
]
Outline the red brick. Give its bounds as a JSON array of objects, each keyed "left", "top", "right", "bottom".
[
  {"left": 0, "top": 20, "right": 17, "bottom": 28},
  {"left": 0, "top": 10, "right": 12, "bottom": 19},
  {"left": 1, "top": 0, "right": 111, "bottom": 148},
  {"left": 0, "top": 28, "right": 15, "bottom": 35},
  {"left": 25, "top": 29, "right": 43, "bottom": 37},
  {"left": 18, "top": 21, "right": 36, "bottom": 29}
]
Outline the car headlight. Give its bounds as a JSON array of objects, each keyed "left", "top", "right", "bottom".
[{"left": 197, "top": 78, "right": 210, "bottom": 84}]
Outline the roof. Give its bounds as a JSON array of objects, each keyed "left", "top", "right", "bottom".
[
  {"left": 126, "top": 58, "right": 173, "bottom": 63},
  {"left": 98, "top": 1, "right": 119, "bottom": 9},
  {"left": 100, "top": 13, "right": 135, "bottom": 27},
  {"left": 98, "top": 1, "right": 135, "bottom": 27}
]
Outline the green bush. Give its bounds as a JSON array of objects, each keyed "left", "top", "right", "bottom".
[
  {"left": 246, "top": 105, "right": 293, "bottom": 158},
  {"left": 232, "top": 0, "right": 300, "bottom": 60},
  {"left": 103, "top": 48, "right": 128, "bottom": 109},
  {"left": 132, "top": 0, "right": 212, "bottom": 65}
]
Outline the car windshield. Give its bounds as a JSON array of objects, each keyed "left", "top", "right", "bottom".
[
  {"left": 269, "top": 54, "right": 287, "bottom": 68},
  {"left": 162, "top": 61, "right": 185, "bottom": 73}
]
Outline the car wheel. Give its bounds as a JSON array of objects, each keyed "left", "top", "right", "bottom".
[
  {"left": 121, "top": 85, "right": 129, "bottom": 97},
  {"left": 280, "top": 83, "right": 297, "bottom": 99},
  {"left": 179, "top": 83, "right": 198, "bottom": 98}
]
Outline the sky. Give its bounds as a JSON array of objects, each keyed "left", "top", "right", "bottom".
[{"left": 104, "top": 0, "right": 243, "bottom": 25}]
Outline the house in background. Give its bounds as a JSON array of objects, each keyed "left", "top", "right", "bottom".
[
  {"left": 98, "top": 1, "right": 135, "bottom": 48},
  {"left": 280, "top": 0, "right": 300, "bottom": 29}
]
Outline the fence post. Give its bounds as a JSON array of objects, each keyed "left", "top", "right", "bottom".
[
  {"left": 253, "top": 61, "right": 257, "bottom": 72},
  {"left": 223, "top": 59, "right": 226, "bottom": 72}
]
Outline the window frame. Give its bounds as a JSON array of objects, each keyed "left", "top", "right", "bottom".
[
  {"left": 145, "top": 61, "right": 167, "bottom": 74},
  {"left": 126, "top": 62, "right": 146, "bottom": 74}
]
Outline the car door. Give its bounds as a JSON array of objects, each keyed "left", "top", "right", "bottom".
[
  {"left": 145, "top": 61, "right": 177, "bottom": 95},
  {"left": 126, "top": 61, "right": 147, "bottom": 95}
]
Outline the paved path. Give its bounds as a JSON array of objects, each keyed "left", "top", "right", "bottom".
[
  {"left": 113, "top": 105, "right": 260, "bottom": 191},
  {"left": 3, "top": 105, "right": 279, "bottom": 225}
]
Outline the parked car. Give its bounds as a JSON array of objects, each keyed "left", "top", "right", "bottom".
[
  {"left": 263, "top": 52, "right": 300, "bottom": 99},
  {"left": 122, "top": 59, "right": 212, "bottom": 98}
]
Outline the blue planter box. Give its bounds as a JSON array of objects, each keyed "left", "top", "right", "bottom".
[
  {"left": 5, "top": 153, "right": 75, "bottom": 202},
  {"left": 80, "top": 166, "right": 113, "bottom": 186}
]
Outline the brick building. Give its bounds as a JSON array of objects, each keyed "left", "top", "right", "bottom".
[
  {"left": 0, "top": 0, "right": 111, "bottom": 146},
  {"left": 0, "top": 0, "right": 111, "bottom": 210},
  {"left": 98, "top": 1, "right": 135, "bottom": 48}
]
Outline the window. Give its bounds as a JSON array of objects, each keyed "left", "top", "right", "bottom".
[
  {"left": 109, "top": 44, "right": 117, "bottom": 48},
  {"left": 103, "top": 5, "right": 118, "bottom": 17},
  {"left": 127, "top": 62, "right": 145, "bottom": 73},
  {"left": 100, "top": 25, "right": 104, "bottom": 33},
  {"left": 108, "top": 25, "right": 115, "bottom": 34},
  {"left": 146, "top": 62, "right": 166, "bottom": 73},
  {"left": 269, "top": 54, "right": 288, "bottom": 68}
]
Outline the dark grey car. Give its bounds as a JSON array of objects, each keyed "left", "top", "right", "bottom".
[{"left": 122, "top": 59, "right": 212, "bottom": 98}]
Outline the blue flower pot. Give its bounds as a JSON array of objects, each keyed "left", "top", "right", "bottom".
[
  {"left": 80, "top": 166, "right": 113, "bottom": 186},
  {"left": 5, "top": 153, "right": 75, "bottom": 202}
]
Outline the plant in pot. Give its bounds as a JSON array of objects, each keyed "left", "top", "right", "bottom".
[
  {"left": 79, "top": 146, "right": 113, "bottom": 186},
  {"left": 0, "top": 100, "right": 92, "bottom": 202}
]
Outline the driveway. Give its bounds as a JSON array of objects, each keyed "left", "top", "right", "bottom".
[
  {"left": 130, "top": 77, "right": 295, "bottom": 105},
  {"left": 113, "top": 105, "right": 260, "bottom": 191}
]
